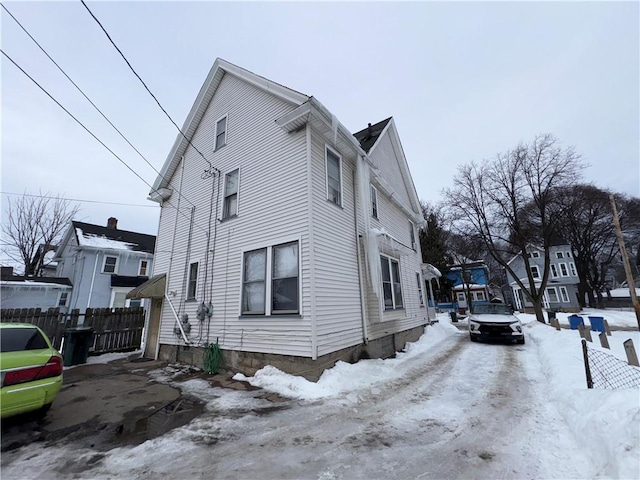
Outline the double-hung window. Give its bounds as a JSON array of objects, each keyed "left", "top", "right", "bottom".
[
  {"left": 326, "top": 147, "right": 342, "bottom": 206},
  {"left": 556, "top": 251, "right": 564, "bottom": 259},
  {"left": 58, "top": 291, "right": 68, "bottom": 307},
  {"left": 559, "top": 263, "right": 568, "bottom": 277},
  {"left": 569, "top": 262, "right": 577, "bottom": 276},
  {"left": 370, "top": 185, "right": 378, "bottom": 219},
  {"left": 215, "top": 115, "right": 227, "bottom": 150},
  {"left": 416, "top": 273, "right": 424, "bottom": 306},
  {"left": 546, "top": 287, "right": 559, "bottom": 303},
  {"left": 139, "top": 259, "right": 149, "bottom": 276},
  {"left": 381, "top": 255, "right": 403, "bottom": 310},
  {"left": 530, "top": 265, "right": 540, "bottom": 279},
  {"left": 550, "top": 264, "right": 559, "bottom": 278},
  {"left": 559, "top": 286, "right": 570, "bottom": 303},
  {"left": 223, "top": 169, "right": 239, "bottom": 219},
  {"left": 187, "top": 262, "right": 198, "bottom": 300},
  {"left": 409, "top": 220, "right": 416, "bottom": 250},
  {"left": 242, "top": 241, "right": 299, "bottom": 315},
  {"left": 103, "top": 255, "right": 118, "bottom": 274}
]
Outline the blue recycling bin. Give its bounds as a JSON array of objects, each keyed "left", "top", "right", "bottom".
[
  {"left": 568, "top": 315, "right": 584, "bottom": 330},
  {"left": 588, "top": 316, "right": 605, "bottom": 333}
]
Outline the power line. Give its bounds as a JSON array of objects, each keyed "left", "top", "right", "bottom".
[
  {"left": 1, "top": 3, "right": 197, "bottom": 209},
  {"left": 1, "top": 48, "right": 210, "bottom": 234},
  {"left": 1, "top": 192, "right": 156, "bottom": 208},
  {"left": 80, "top": 0, "right": 219, "bottom": 177}
]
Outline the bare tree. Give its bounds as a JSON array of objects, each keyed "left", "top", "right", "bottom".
[
  {"left": 444, "top": 134, "right": 584, "bottom": 323},
  {"left": 2, "top": 193, "right": 79, "bottom": 276}
]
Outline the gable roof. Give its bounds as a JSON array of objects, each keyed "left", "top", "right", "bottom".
[
  {"left": 71, "top": 221, "right": 156, "bottom": 253},
  {"left": 353, "top": 117, "right": 392, "bottom": 153},
  {"left": 150, "top": 58, "right": 310, "bottom": 199}
]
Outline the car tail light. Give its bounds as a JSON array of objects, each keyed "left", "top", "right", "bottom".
[{"left": 3, "top": 356, "right": 62, "bottom": 387}]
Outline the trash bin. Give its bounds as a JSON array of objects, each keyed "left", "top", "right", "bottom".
[
  {"left": 588, "top": 316, "right": 605, "bottom": 333},
  {"left": 62, "top": 327, "right": 94, "bottom": 366},
  {"left": 449, "top": 311, "right": 458, "bottom": 323},
  {"left": 568, "top": 315, "right": 584, "bottom": 330}
]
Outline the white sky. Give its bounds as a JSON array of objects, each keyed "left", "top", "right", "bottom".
[{"left": 2, "top": 1, "right": 638, "bottom": 254}]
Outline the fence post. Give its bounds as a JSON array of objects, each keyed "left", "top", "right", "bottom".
[
  {"left": 581, "top": 339, "right": 593, "bottom": 389},
  {"left": 603, "top": 319, "right": 612, "bottom": 337},
  {"left": 623, "top": 339, "right": 639, "bottom": 367},
  {"left": 598, "top": 332, "right": 610, "bottom": 349},
  {"left": 552, "top": 318, "right": 561, "bottom": 331},
  {"left": 578, "top": 323, "right": 592, "bottom": 342}
]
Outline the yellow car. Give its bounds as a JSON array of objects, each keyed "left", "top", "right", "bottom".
[{"left": 1, "top": 323, "right": 63, "bottom": 418}]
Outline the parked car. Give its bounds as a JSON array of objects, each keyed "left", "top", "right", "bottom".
[
  {"left": 0, "top": 323, "right": 63, "bottom": 418},
  {"left": 468, "top": 304, "right": 525, "bottom": 344}
]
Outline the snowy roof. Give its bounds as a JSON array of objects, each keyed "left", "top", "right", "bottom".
[
  {"left": 1, "top": 280, "right": 72, "bottom": 289},
  {"left": 452, "top": 283, "right": 487, "bottom": 290},
  {"left": 73, "top": 221, "right": 155, "bottom": 253},
  {"left": 608, "top": 287, "right": 640, "bottom": 298}
]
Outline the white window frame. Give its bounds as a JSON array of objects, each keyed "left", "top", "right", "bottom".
[
  {"left": 222, "top": 168, "right": 240, "bottom": 219},
  {"left": 409, "top": 220, "right": 416, "bottom": 250},
  {"left": 546, "top": 287, "right": 559, "bottom": 303},
  {"left": 138, "top": 259, "right": 149, "bottom": 276},
  {"left": 325, "top": 146, "right": 343, "bottom": 207},
  {"left": 381, "top": 254, "right": 403, "bottom": 310},
  {"left": 530, "top": 265, "right": 540, "bottom": 279},
  {"left": 240, "top": 239, "right": 301, "bottom": 316},
  {"left": 215, "top": 114, "right": 227, "bottom": 150},
  {"left": 566, "top": 251, "right": 572, "bottom": 258},
  {"left": 569, "top": 262, "right": 577, "bottom": 276},
  {"left": 559, "top": 286, "right": 570, "bottom": 303},
  {"left": 187, "top": 262, "right": 199, "bottom": 300},
  {"left": 550, "top": 264, "right": 559, "bottom": 278},
  {"left": 102, "top": 255, "right": 118, "bottom": 274},
  {"left": 556, "top": 251, "right": 564, "bottom": 259},
  {"left": 416, "top": 272, "right": 424, "bottom": 307},
  {"left": 528, "top": 251, "right": 540, "bottom": 258},
  {"left": 370, "top": 185, "right": 378, "bottom": 219},
  {"left": 474, "top": 291, "right": 486, "bottom": 301},
  {"left": 110, "top": 287, "right": 144, "bottom": 309},
  {"left": 57, "top": 291, "right": 68, "bottom": 307},
  {"left": 559, "top": 263, "right": 569, "bottom": 277}
]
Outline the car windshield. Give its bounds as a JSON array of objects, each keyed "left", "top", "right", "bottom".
[
  {"left": 472, "top": 304, "right": 512, "bottom": 315},
  {"left": 1, "top": 328, "right": 49, "bottom": 353}
]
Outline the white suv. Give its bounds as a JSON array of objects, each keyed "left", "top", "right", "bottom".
[{"left": 468, "top": 304, "right": 525, "bottom": 344}]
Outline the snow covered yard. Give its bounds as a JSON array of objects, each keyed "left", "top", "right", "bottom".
[{"left": 1, "top": 311, "right": 638, "bottom": 479}]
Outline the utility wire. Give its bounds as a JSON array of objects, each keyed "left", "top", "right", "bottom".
[
  {"left": 1, "top": 3, "right": 196, "bottom": 208},
  {"left": 1, "top": 49, "right": 209, "bottom": 234},
  {"left": 1, "top": 191, "right": 156, "bottom": 208},
  {"left": 79, "top": 0, "right": 219, "bottom": 177}
]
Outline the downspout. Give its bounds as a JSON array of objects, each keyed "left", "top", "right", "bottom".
[
  {"left": 353, "top": 158, "right": 369, "bottom": 343},
  {"left": 306, "top": 123, "right": 318, "bottom": 359},
  {"left": 86, "top": 252, "right": 100, "bottom": 310}
]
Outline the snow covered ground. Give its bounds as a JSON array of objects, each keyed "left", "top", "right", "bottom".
[{"left": 2, "top": 310, "right": 638, "bottom": 479}]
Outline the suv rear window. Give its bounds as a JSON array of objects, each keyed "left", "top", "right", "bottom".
[{"left": 1, "top": 328, "right": 49, "bottom": 353}]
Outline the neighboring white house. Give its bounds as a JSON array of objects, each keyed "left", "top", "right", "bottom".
[
  {"left": 54, "top": 218, "right": 156, "bottom": 312},
  {"left": 505, "top": 244, "right": 581, "bottom": 312},
  {"left": 139, "top": 58, "right": 429, "bottom": 380},
  {"left": 0, "top": 266, "right": 72, "bottom": 311}
]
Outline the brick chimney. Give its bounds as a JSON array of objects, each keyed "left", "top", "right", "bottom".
[{"left": 107, "top": 217, "right": 118, "bottom": 229}]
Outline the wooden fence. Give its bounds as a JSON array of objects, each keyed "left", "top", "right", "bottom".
[{"left": 0, "top": 307, "right": 145, "bottom": 355}]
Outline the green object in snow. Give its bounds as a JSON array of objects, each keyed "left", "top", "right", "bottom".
[{"left": 203, "top": 342, "right": 225, "bottom": 374}]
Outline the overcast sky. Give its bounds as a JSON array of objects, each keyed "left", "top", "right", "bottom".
[{"left": 2, "top": 1, "right": 638, "bottom": 259}]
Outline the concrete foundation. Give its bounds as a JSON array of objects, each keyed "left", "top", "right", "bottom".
[{"left": 158, "top": 324, "right": 426, "bottom": 382}]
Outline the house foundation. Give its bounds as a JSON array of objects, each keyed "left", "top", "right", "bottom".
[{"left": 158, "top": 324, "right": 426, "bottom": 382}]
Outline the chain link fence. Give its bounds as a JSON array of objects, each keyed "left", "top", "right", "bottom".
[{"left": 582, "top": 339, "right": 640, "bottom": 389}]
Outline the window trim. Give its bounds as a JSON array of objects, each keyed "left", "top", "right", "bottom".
[
  {"left": 222, "top": 168, "right": 240, "bottom": 219},
  {"left": 102, "top": 255, "right": 118, "bottom": 274},
  {"left": 139, "top": 259, "right": 149, "bottom": 276},
  {"left": 474, "top": 291, "right": 486, "bottom": 301},
  {"left": 559, "top": 286, "right": 570, "bottom": 303},
  {"left": 528, "top": 251, "right": 540, "bottom": 258},
  {"left": 214, "top": 114, "right": 228, "bottom": 151},
  {"left": 530, "top": 265, "right": 540, "bottom": 279},
  {"left": 546, "top": 286, "right": 559, "bottom": 303},
  {"left": 381, "top": 254, "right": 404, "bottom": 310},
  {"left": 416, "top": 272, "right": 424, "bottom": 307},
  {"left": 57, "top": 291, "right": 68, "bottom": 307},
  {"left": 187, "top": 262, "right": 199, "bottom": 300},
  {"left": 559, "top": 262, "right": 569, "bottom": 277},
  {"left": 556, "top": 251, "right": 564, "bottom": 259},
  {"left": 240, "top": 238, "right": 301, "bottom": 316},
  {"left": 569, "top": 262, "right": 577, "bottom": 276},
  {"left": 325, "top": 145, "right": 343, "bottom": 207},
  {"left": 370, "top": 184, "right": 379, "bottom": 219},
  {"left": 409, "top": 220, "right": 416, "bottom": 250},
  {"left": 550, "top": 264, "right": 559, "bottom": 278}
]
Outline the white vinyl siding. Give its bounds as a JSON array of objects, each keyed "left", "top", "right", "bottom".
[
  {"left": 325, "top": 147, "right": 342, "bottom": 206},
  {"left": 154, "top": 73, "right": 312, "bottom": 357}
]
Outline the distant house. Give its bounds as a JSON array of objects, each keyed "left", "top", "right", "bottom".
[
  {"left": 34, "top": 244, "right": 59, "bottom": 278},
  {"left": 0, "top": 266, "right": 72, "bottom": 311},
  {"left": 445, "top": 260, "right": 491, "bottom": 313},
  {"left": 505, "top": 245, "right": 581, "bottom": 312},
  {"left": 138, "top": 58, "right": 428, "bottom": 379},
  {"left": 54, "top": 218, "right": 156, "bottom": 311}
]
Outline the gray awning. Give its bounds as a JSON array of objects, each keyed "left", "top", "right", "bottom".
[{"left": 126, "top": 274, "right": 166, "bottom": 299}]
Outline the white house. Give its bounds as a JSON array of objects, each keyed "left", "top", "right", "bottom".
[{"left": 139, "top": 59, "right": 429, "bottom": 380}]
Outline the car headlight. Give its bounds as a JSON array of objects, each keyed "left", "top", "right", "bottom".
[
  {"left": 510, "top": 321, "right": 522, "bottom": 333},
  {"left": 469, "top": 321, "right": 481, "bottom": 331}
]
